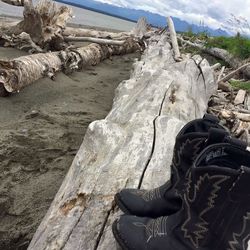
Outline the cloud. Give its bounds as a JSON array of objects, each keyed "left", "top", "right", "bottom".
[{"left": 95, "top": 0, "right": 250, "bottom": 34}]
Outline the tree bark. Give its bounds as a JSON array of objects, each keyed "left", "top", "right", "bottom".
[
  {"left": 0, "top": 39, "right": 141, "bottom": 94},
  {"left": 27, "top": 33, "right": 217, "bottom": 250}
]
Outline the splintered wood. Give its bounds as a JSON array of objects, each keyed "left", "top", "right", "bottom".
[{"left": 28, "top": 33, "right": 216, "bottom": 250}]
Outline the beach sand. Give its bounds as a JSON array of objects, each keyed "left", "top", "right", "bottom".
[{"left": 0, "top": 45, "right": 139, "bottom": 249}]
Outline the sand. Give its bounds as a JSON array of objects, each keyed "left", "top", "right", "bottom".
[{"left": 0, "top": 46, "right": 139, "bottom": 249}]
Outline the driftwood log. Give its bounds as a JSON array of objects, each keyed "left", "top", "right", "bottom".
[
  {"left": 167, "top": 16, "right": 181, "bottom": 61},
  {"left": 28, "top": 32, "right": 217, "bottom": 249},
  {"left": 0, "top": 39, "right": 140, "bottom": 93},
  {"left": 179, "top": 37, "right": 250, "bottom": 79},
  {"left": 0, "top": 0, "right": 148, "bottom": 51}
]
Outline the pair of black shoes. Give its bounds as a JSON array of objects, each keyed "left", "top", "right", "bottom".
[{"left": 112, "top": 114, "right": 250, "bottom": 250}]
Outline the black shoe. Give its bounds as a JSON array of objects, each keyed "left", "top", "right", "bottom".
[
  {"left": 115, "top": 114, "right": 227, "bottom": 218},
  {"left": 113, "top": 140, "right": 250, "bottom": 250}
]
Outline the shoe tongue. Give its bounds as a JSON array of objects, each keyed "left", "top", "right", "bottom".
[{"left": 177, "top": 114, "right": 223, "bottom": 136}]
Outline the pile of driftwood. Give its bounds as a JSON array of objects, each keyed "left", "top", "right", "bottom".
[
  {"left": 0, "top": 0, "right": 155, "bottom": 96},
  {"left": 208, "top": 79, "right": 250, "bottom": 143}
]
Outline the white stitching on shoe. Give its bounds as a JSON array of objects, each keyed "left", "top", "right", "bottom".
[
  {"left": 133, "top": 217, "right": 168, "bottom": 243},
  {"left": 181, "top": 174, "right": 229, "bottom": 248},
  {"left": 228, "top": 212, "right": 250, "bottom": 250}
]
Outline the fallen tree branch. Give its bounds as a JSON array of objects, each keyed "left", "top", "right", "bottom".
[
  {"left": 0, "top": 0, "right": 73, "bottom": 48},
  {"left": 63, "top": 27, "right": 131, "bottom": 40},
  {"left": 1, "top": 32, "right": 43, "bottom": 53},
  {"left": 219, "top": 62, "right": 250, "bottom": 83},
  {"left": 64, "top": 36, "right": 126, "bottom": 46},
  {"left": 211, "top": 63, "right": 221, "bottom": 70},
  {"left": 0, "top": 39, "right": 141, "bottom": 94},
  {"left": 220, "top": 109, "right": 250, "bottom": 122},
  {"left": 167, "top": 16, "right": 181, "bottom": 61},
  {"left": 217, "top": 66, "right": 225, "bottom": 83},
  {"left": 178, "top": 36, "right": 250, "bottom": 79}
]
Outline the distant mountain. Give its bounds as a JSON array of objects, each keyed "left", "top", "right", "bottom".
[{"left": 56, "top": 0, "right": 229, "bottom": 37}]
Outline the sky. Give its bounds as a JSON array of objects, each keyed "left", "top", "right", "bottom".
[{"left": 95, "top": 0, "right": 250, "bottom": 34}]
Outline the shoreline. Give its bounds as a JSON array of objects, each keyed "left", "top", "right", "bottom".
[
  {"left": 55, "top": 0, "right": 137, "bottom": 24},
  {"left": 0, "top": 0, "right": 136, "bottom": 31},
  {"left": 0, "top": 13, "right": 140, "bottom": 248},
  {"left": 0, "top": 14, "right": 124, "bottom": 33}
]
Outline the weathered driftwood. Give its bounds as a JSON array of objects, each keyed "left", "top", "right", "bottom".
[
  {"left": 0, "top": 39, "right": 140, "bottom": 93},
  {"left": 0, "top": 0, "right": 73, "bottom": 47},
  {"left": 220, "top": 109, "right": 250, "bottom": 122},
  {"left": 167, "top": 16, "right": 181, "bottom": 61},
  {"left": 1, "top": 32, "right": 43, "bottom": 53},
  {"left": 234, "top": 89, "right": 247, "bottom": 105},
  {"left": 179, "top": 36, "right": 250, "bottom": 79},
  {"left": 28, "top": 33, "right": 217, "bottom": 250},
  {"left": 219, "top": 62, "right": 250, "bottom": 83},
  {"left": 63, "top": 27, "right": 131, "bottom": 40},
  {"left": 217, "top": 66, "right": 225, "bottom": 83},
  {"left": 64, "top": 36, "right": 126, "bottom": 45},
  {"left": 211, "top": 62, "right": 221, "bottom": 70},
  {"left": 63, "top": 17, "right": 150, "bottom": 41},
  {"left": 131, "top": 17, "right": 148, "bottom": 38}
]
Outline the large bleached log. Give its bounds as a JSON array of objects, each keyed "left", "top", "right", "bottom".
[
  {"left": 28, "top": 33, "right": 217, "bottom": 250},
  {"left": 63, "top": 27, "right": 131, "bottom": 40},
  {"left": 0, "top": 39, "right": 140, "bottom": 94},
  {"left": 64, "top": 36, "right": 126, "bottom": 45}
]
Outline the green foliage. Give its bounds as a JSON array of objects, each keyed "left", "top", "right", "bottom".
[
  {"left": 229, "top": 80, "right": 250, "bottom": 91},
  {"left": 205, "top": 34, "right": 250, "bottom": 59},
  {"left": 186, "top": 26, "right": 194, "bottom": 38}
]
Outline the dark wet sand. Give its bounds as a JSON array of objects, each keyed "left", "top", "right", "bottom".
[{"left": 0, "top": 47, "right": 139, "bottom": 249}]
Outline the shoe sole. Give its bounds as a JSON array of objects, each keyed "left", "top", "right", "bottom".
[
  {"left": 114, "top": 193, "right": 133, "bottom": 215},
  {"left": 112, "top": 219, "right": 129, "bottom": 250}
]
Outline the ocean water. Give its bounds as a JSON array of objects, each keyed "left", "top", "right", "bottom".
[{"left": 0, "top": 0, "right": 136, "bottom": 31}]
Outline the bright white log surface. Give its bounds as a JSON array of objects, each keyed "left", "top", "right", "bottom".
[{"left": 28, "top": 34, "right": 217, "bottom": 250}]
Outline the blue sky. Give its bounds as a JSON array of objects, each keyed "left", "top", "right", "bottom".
[{"left": 95, "top": 0, "right": 250, "bottom": 34}]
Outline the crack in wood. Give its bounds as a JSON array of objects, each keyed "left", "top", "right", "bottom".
[
  {"left": 191, "top": 58, "right": 206, "bottom": 91},
  {"left": 138, "top": 81, "right": 174, "bottom": 189},
  {"left": 94, "top": 201, "right": 116, "bottom": 250}
]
